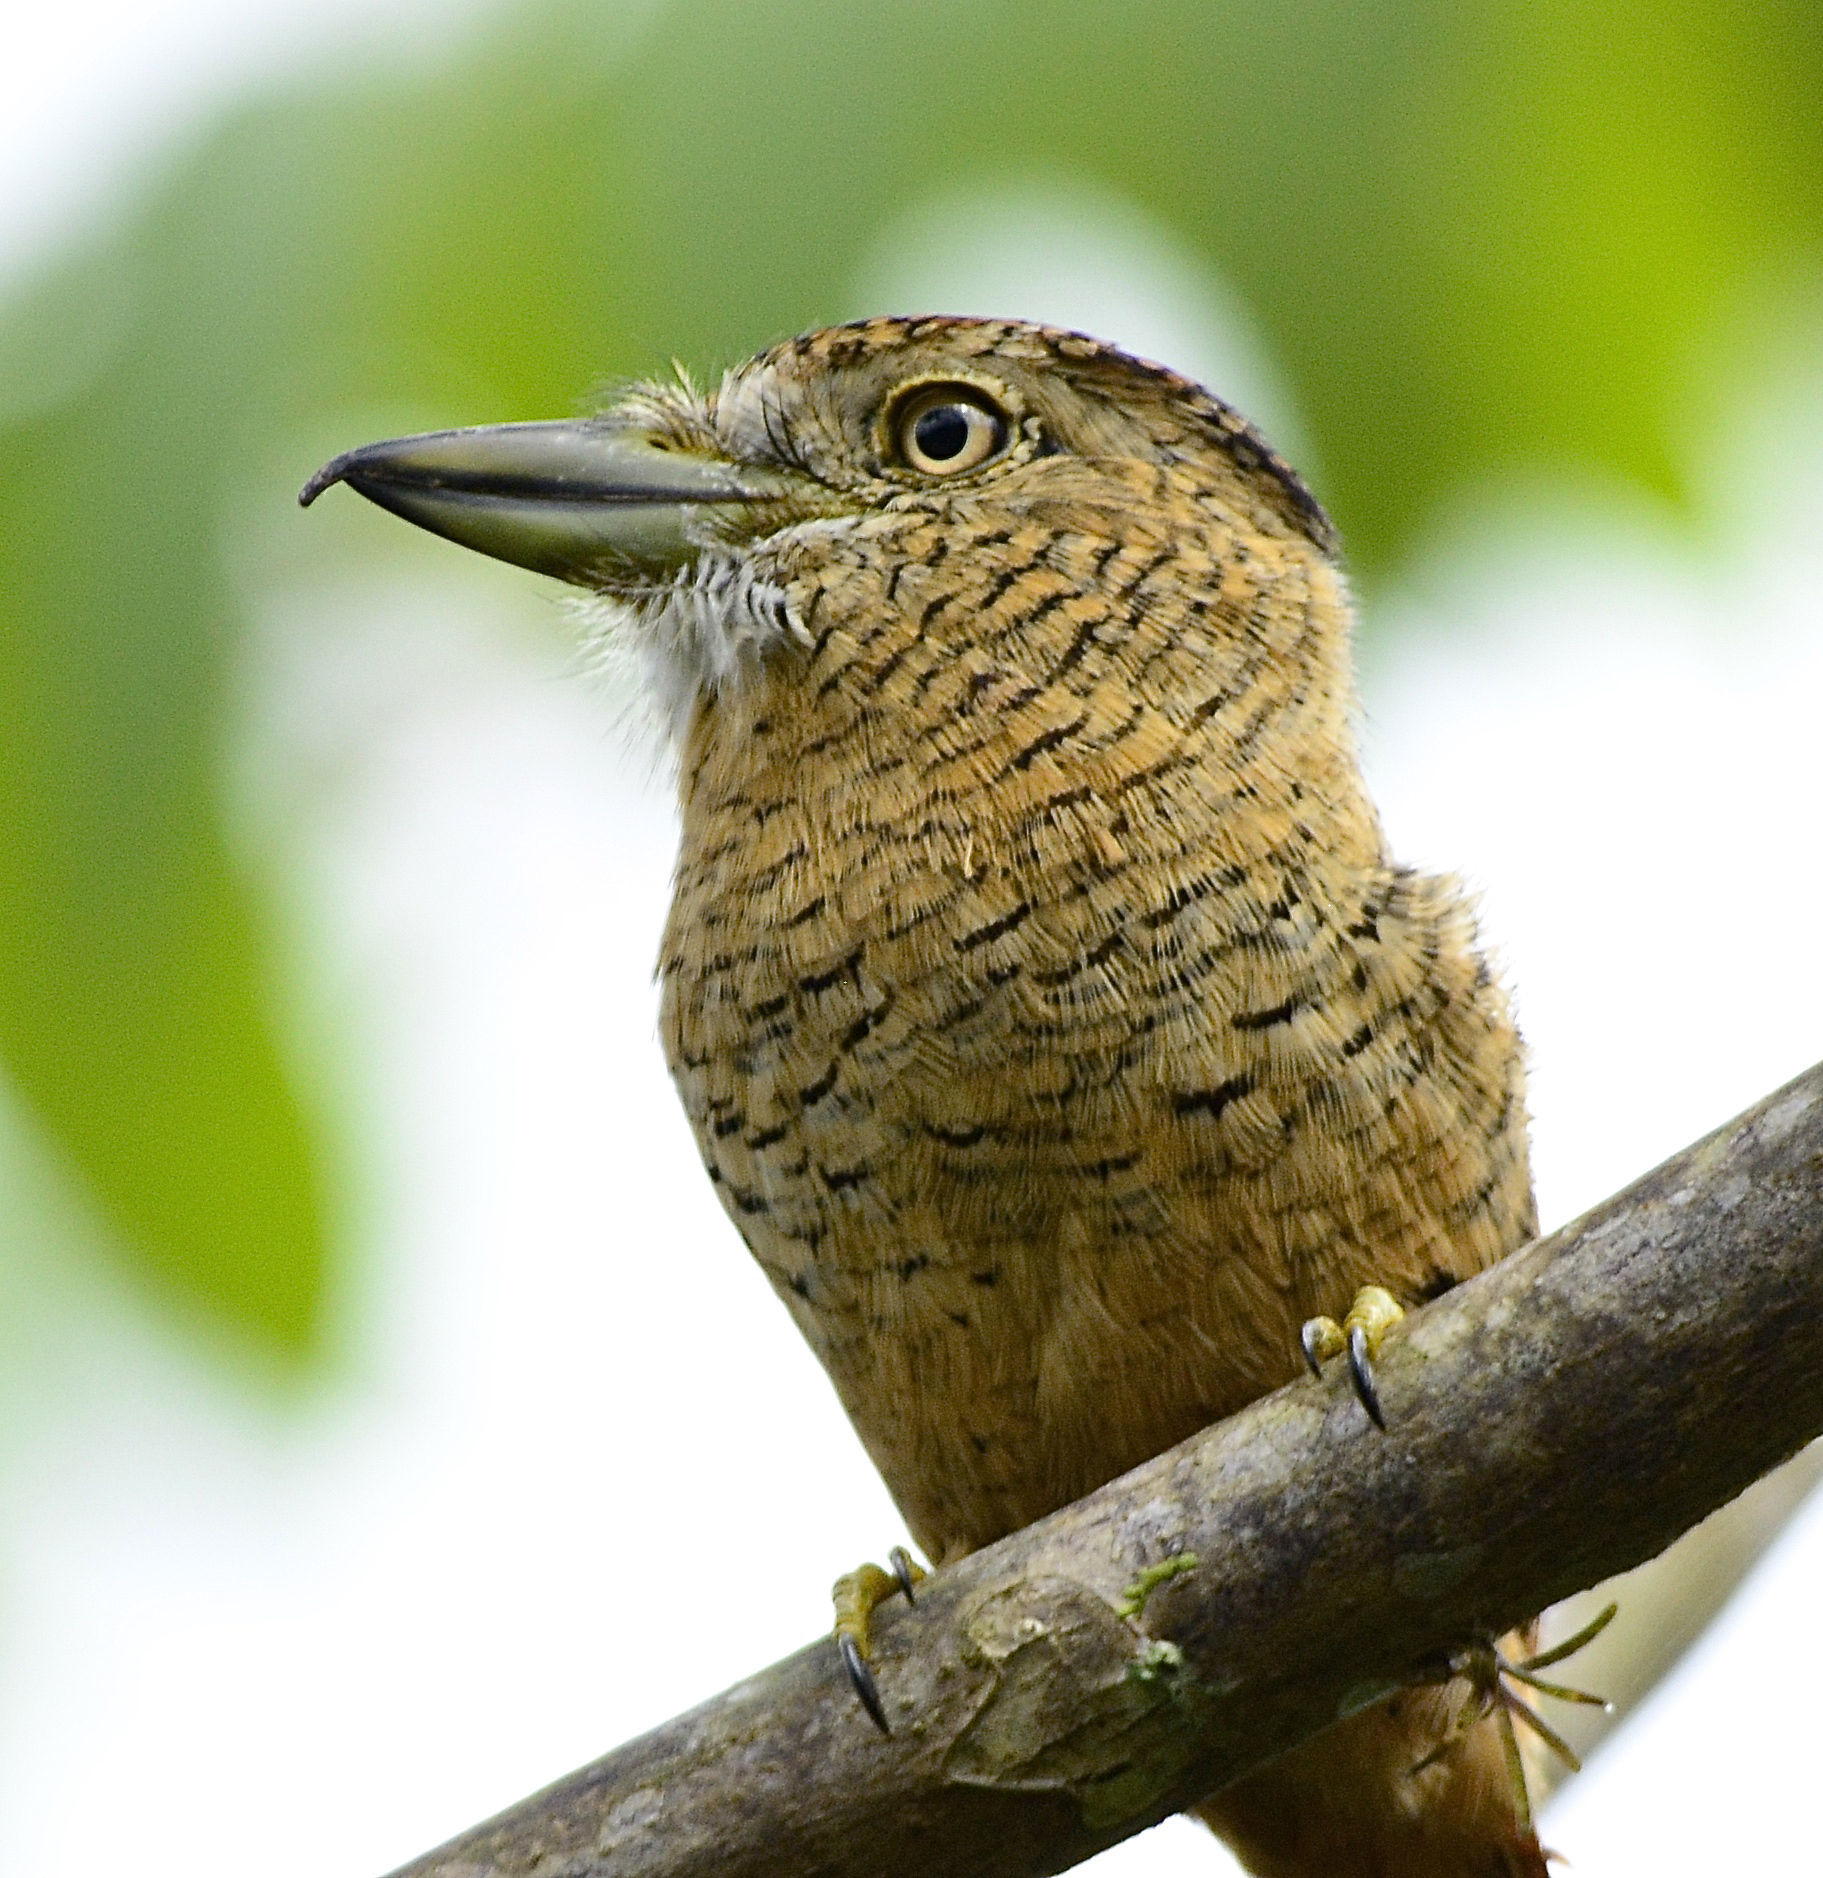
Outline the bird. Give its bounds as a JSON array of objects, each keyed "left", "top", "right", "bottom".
[{"left": 303, "top": 315, "right": 1557, "bottom": 1876}]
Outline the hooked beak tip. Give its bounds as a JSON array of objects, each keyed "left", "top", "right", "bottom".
[{"left": 298, "top": 455, "right": 351, "bottom": 508}]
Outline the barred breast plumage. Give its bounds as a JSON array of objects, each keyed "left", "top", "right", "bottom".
[{"left": 656, "top": 322, "right": 1531, "bottom": 1573}]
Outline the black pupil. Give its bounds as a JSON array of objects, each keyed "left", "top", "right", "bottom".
[{"left": 913, "top": 403, "right": 974, "bottom": 462}]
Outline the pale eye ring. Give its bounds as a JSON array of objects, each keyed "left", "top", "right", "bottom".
[{"left": 891, "top": 385, "right": 1009, "bottom": 476}]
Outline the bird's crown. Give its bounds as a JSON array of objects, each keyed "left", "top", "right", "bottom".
[{"left": 630, "top": 315, "right": 1333, "bottom": 557}]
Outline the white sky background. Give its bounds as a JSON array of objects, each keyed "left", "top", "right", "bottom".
[{"left": 1, "top": 6, "right": 1822, "bottom": 1874}]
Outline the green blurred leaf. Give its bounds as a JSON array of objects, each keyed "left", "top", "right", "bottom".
[
  {"left": 0, "top": 283, "right": 324, "bottom": 1353},
  {"left": 0, "top": 0, "right": 1818, "bottom": 1363}
]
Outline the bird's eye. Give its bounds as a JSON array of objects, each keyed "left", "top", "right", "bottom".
[{"left": 891, "top": 385, "right": 1009, "bottom": 476}]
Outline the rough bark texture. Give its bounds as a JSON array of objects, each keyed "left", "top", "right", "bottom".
[{"left": 390, "top": 1063, "right": 1823, "bottom": 1878}]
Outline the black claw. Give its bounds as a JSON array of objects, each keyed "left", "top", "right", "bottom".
[
  {"left": 889, "top": 1545, "right": 918, "bottom": 1604},
  {"left": 1299, "top": 1320, "right": 1327, "bottom": 1379},
  {"left": 838, "top": 1633, "right": 892, "bottom": 1735},
  {"left": 1347, "top": 1324, "right": 1388, "bottom": 1430}
]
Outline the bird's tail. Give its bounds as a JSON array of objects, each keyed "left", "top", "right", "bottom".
[{"left": 1195, "top": 1675, "right": 1551, "bottom": 1878}]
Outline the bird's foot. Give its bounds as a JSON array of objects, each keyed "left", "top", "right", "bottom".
[
  {"left": 831, "top": 1544, "right": 926, "bottom": 1734},
  {"left": 1412, "top": 1604, "right": 1618, "bottom": 1835},
  {"left": 1300, "top": 1284, "right": 1406, "bottom": 1428}
]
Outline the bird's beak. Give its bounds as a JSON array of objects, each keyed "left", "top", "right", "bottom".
[{"left": 299, "top": 419, "right": 805, "bottom": 585}]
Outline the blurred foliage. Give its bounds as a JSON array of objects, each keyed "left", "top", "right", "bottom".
[{"left": 0, "top": 0, "right": 1818, "bottom": 1365}]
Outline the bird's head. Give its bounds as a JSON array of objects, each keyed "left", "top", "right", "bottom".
[{"left": 302, "top": 316, "right": 1338, "bottom": 751}]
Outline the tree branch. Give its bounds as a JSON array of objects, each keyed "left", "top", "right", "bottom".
[{"left": 389, "top": 1063, "right": 1823, "bottom": 1878}]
